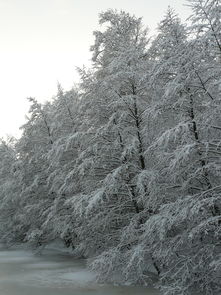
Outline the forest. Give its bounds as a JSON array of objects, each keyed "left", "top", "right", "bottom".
[{"left": 0, "top": 1, "right": 220, "bottom": 294}]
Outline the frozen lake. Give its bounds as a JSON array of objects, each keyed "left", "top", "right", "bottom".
[{"left": 0, "top": 246, "right": 160, "bottom": 295}]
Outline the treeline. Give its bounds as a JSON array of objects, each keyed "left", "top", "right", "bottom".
[{"left": 0, "top": 1, "right": 220, "bottom": 294}]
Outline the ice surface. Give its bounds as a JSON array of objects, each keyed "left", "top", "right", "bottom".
[{"left": 0, "top": 247, "right": 160, "bottom": 295}]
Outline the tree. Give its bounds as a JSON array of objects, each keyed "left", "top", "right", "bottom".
[
  {"left": 15, "top": 98, "right": 55, "bottom": 247},
  {"left": 0, "top": 138, "right": 22, "bottom": 245}
]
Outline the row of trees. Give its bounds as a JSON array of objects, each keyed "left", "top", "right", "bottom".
[{"left": 0, "top": 1, "right": 220, "bottom": 294}]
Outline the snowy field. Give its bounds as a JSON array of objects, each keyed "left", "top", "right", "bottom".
[{"left": 0, "top": 246, "right": 160, "bottom": 295}]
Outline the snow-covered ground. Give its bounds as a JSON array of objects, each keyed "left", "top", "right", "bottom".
[{"left": 0, "top": 246, "right": 160, "bottom": 295}]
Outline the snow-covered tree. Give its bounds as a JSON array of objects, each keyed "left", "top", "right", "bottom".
[
  {"left": 69, "top": 10, "right": 153, "bottom": 259},
  {"left": 14, "top": 98, "right": 55, "bottom": 246},
  {"left": 0, "top": 138, "right": 23, "bottom": 245}
]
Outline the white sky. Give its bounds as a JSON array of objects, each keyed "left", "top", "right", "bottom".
[{"left": 0, "top": 0, "right": 191, "bottom": 138}]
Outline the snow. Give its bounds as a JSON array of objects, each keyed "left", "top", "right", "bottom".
[{"left": 0, "top": 248, "right": 158, "bottom": 295}]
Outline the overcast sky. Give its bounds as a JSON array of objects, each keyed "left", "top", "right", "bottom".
[{"left": 0, "top": 0, "right": 191, "bottom": 138}]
